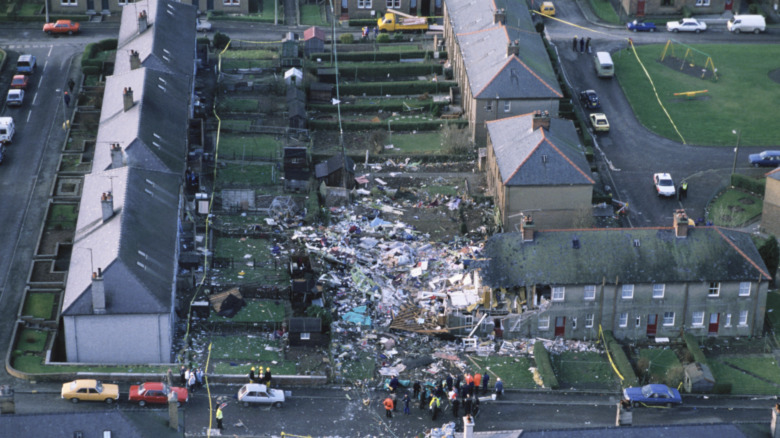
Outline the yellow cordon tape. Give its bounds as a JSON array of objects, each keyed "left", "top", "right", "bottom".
[{"left": 599, "top": 325, "right": 625, "bottom": 381}]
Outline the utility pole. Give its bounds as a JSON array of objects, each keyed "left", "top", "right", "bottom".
[
  {"left": 731, "top": 129, "right": 741, "bottom": 177},
  {"left": 328, "top": 0, "right": 346, "bottom": 188}
]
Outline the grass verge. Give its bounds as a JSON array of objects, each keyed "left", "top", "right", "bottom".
[
  {"left": 386, "top": 132, "right": 443, "bottom": 155},
  {"left": 216, "top": 163, "right": 275, "bottom": 187}
]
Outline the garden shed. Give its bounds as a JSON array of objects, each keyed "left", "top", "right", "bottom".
[
  {"left": 281, "top": 33, "right": 302, "bottom": 68},
  {"left": 303, "top": 26, "right": 325, "bottom": 57},
  {"left": 284, "top": 68, "right": 303, "bottom": 86},
  {"left": 288, "top": 317, "right": 326, "bottom": 347},
  {"left": 283, "top": 147, "right": 310, "bottom": 192},
  {"left": 683, "top": 362, "right": 715, "bottom": 393},
  {"left": 316, "top": 67, "right": 337, "bottom": 84},
  {"left": 309, "top": 82, "right": 334, "bottom": 103},
  {"left": 315, "top": 154, "right": 355, "bottom": 189}
]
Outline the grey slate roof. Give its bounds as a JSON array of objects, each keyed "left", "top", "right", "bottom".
[
  {"left": 482, "top": 227, "right": 771, "bottom": 288},
  {"left": 0, "top": 410, "right": 183, "bottom": 437},
  {"left": 446, "top": 0, "right": 535, "bottom": 35},
  {"left": 487, "top": 114, "right": 593, "bottom": 186},
  {"left": 316, "top": 154, "right": 355, "bottom": 179},
  {"left": 520, "top": 423, "right": 747, "bottom": 438}
]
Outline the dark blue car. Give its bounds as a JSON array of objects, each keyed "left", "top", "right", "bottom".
[
  {"left": 579, "top": 90, "right": 601, "bottom": 110},
  {"left": 626, "top": 20, "right": 657, "bottom": 32},
  {"left": 749, "top": 150, "right": 780, "bottom": 167},
  {"left": 623, "top": 384, "right": 682, "bottom": 407}
]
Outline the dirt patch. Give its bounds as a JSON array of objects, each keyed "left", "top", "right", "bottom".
[
  {"left": 657, "top": 55, "right": 716, "bottom": 81},
  {"left": 738, "top": 197, "right": 755, "bottom": 205},
  {"left": 36, "top": 230, "right": 73, "bottom": 256}
]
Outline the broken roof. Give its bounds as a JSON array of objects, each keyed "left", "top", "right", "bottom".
[
  {"left": 487, "top": 114, "right": 593, "bottom": 186},
  {"left": 315, "top": 154, "right": 355, "bottom": 179},
  {"left": 482, "top": 227, "right": 771, "bottom": 288}
]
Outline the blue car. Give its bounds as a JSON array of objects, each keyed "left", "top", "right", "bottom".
[
  {"left": 749, "top": 150, "right": 780, "bottom": 167},
  {"left": 626, "top": 20, "right": 657, "bottom": 32},
  {"left": 623, "top": 384, "right": 682, "bottom": 407},
  {"left": 579, "top": 90, "right": 601, "bottom": 110}
]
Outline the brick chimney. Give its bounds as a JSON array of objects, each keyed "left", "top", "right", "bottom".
[
  {"left": 130, "top": 50, "right": 141, "bottom": 70},
  {"left": 101, "top": 192, "right": 114, "bottom": 222},
  {"left": 674, "top": 209, "right": 689, "bottom": 238},
  {"left": 138, "top": 10, "right": 148, "bottom": 33},
  {"left": 532, "top": 110, "right": 551, "bottom": 131},
  {"left": 507, "top": 39, "right": 519, "bottom": 57},
  {"left": 123, "top": 87, "right": 134, "bottom": 112},
  {"left": 110, "top": 144, "right": 124, "bottom": 169},
  {"left": 521, "top": 215, "right": 535, "bottom": 242},
  {"left": 92, "top": 268, "right": 106, "bottom": 314},
  {"left": 493, "top": 8, "right": 506, "bottom": 24}
]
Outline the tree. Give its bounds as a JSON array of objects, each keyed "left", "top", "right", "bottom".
[
  {"left": 212, "top": 32, "right": 231, "bottom": 50},
  {"left": 757, "top": 236, "right": 780, "bottom": 282}
]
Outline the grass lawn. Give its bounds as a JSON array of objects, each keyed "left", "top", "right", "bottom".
[
  {"left": 22, "top": 293, "right": 57, "bottom": 319},
  {"left": 221, "top": 119, "right": 253, "bottom": 131},
  {"left": 338, "top": 350, "right": 376, "bottom": 383},
  {"left": 217, "top": 98, "right": 259, "bottom": 113},
  {"left": 46, "top": 204, "right": 78, "bottom": 230},
  {"left": 387, "top": 132, "right": 442, "bottom": 155},
  {"left": 468, "top": 355, "right": 538, "bottom": 389},
  {"left": 219, "top": 133, "right": 281, "bottom": 160},
  {"left": 300, "top": 4, "right": 325, "bottom": 25},
  {"left": 707, "top": 188, "right": 763, "bottom": 227},
  {"left": 417, "top": 185, "right": 461, "bottom": 196},
  {"left": 377, "top": 44, "right": 427, "bottom": 53},
  {"left": 638, "top": 348, "right": 683, "bottom": 387},
  {"left": 588, "top": 0, "right": 621, "bottom": 24},
  {"left": 12, "top": 354, "right": 166, "bottom": 374},
  {"left": 208, "top": 335, "right": 297, "bottom": 375},
  {"left": 709, "top": 356, "right": 780, "bottom": 395},
  {"left": 217, "top": 162, "right": 275, "bottom": 187},
  {"left": 16, "top": 329, "right": 48, "bottom": 352},
  {"left": 551, "top": 351, "right": 619, "bottom": 388},
  {"left": 720, "top": 356, "right": 780, "bottom": 385},
  {"left": 220, "top": 49, "right": 278, "bottom": 60},
  {"left": 212, "top": 236, "right": 289, "bottom": 284},
  {"left": 221, "top": 59, "right": 279, "bottom": 70},
  {"left": 208, "top": 299, "right": 286, "bottom": 323},
  {"left": 615, "top": 44, "right": 780, "bottom": 146}
]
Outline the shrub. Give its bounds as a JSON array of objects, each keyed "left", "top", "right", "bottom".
[
  {"left": 683, "top": 333, "right": 707, "bottom": 365},
  {"left": 97, "top": 38, "right": 117, "bottom": 51},
  {"left": 392, "top": 32, "right": 404, "bottom": 42},
  {"left": 304, "top": 188, "right": 321, "bottom": 224},
  {"left": 533, "top": 341, "right": 559, "bottom": 389},
  {"left": 339, "top": 33, "right": 354, "bottom": 44},
  {"left": 602, "top": 330, "right": 639, "bottom": 387},
  {"left": 730, "top": 174, "right": 765, "bottom": 195},
  {"left": 756, "top": 236, "right": 779, "bottom": 281},
  {"left": 665, "top": 365, "right": 684, "bottom": 387},
  {"left": 441, "top": 123, "right": 472, "bottom": 155},
  {"left": 213, "top": 31, "right": 230, "bottom": 50},
  {"left": 82, "top": 66, "right": 100, "bottom": 76},
  {"left": 197, "top": 37, "right": 211, "bottom": 47},
  {"left": 681, "top": 5, "right": 693, "bottom": 17},
  {"left": 376, "top": 33, "right": 390, "bottom": 43}
]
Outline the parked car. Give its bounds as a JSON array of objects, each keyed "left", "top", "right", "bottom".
[
  {"left": 129, "top": 382, "right": 188, "bottom": 407},
  {"left": 626, "top": 20, "right": 657, "bottom": 32},
  {"left": 6, "top": 89, "right": 24, "bottom": 107},
  {"left": 623, "top": 384, "right": 682, "bottom": 407},
  {"left": 589, "top": 113, "right": 609, "bottom": 132},
  {"left": 196, "top": 18, "right": 212, "bottom": 32},
  {"left": 666, "top": 18, "right": 707, "bottom": 33},
  {"left": 653, "top": 173, "right": 676, "bottom": 197},
  {"left": 10, "top": 75, "right": 29, "bottom": 90},
  {"left": 236, "top": 383, "right": 285, "bottom": 407},
  {"left": 539, "top": 1, "right": 555, "bottom": 16},
  {"left": 727, "top": 14, "right": 765, "bottom": 34},
  {"left": 748, "top": 150, "right": 780, "bottom": 167},
  {"left": 579, "top": 89, "right": 601, "bottom": 109},
  {"left": 43, "top": 20, "right": 80, "bottom": 35},
  {"left": 61, "top": 379, "right": 119, "bottom": 404},
  {"left": 16, "top": 54, "right": 36, "bottom": 74}
]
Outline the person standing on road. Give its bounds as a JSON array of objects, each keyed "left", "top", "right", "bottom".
[
  {"left": 573, "top": 36, "right": 578, "bottom": 52},
  {"left": 166, "top": 368, "right": 173, "bottom": 388},
  {"left": 579, "top": 37, "right": 585, "bottom": 53},
  {"left": 196, "top": 368, "right": 204, "bottom": 389},
  {"left": 586, "top": 37, "right": 592, "bottom": 53},
  {"left": 495, "top": 377, "right": 504, "bottom": 399},
  {"left": 464, "top": 396, "right": 472, "bottom": 417},
  {"left": 482, "top": 373, "right": 490, "bottom": 395},
  {"left": 63, "top": 91, "right": 71, "bottom": 107},
  {"left": 419, "top": 386, "right": 429, "bottom": 411},
  {"left": 188, "top": 369, "right": 197, "bottom": 393},
  {"left": 389, "top": 375, "right": 400, "bottom": 394},
  {"left": 384, "top": 396, "right": 394, "bottom": 418},
  {"left": 474, "top": 373, "right": 482, "bottom": 392},
  {"left": 429, "top": 395, "right": 441, "bottom": 421},
  {"left": 413, "top": 381, "right": 421, "bottom": 400},
  {"left": 67, "top": 78, "right": 75, "bottom": 92},
  {"left": 403, "top": 392, "right": 411, "bottom": 415},
  {"left": 180, "top": 366, "right": 186, "bottom": 385},
  {"left": 452, "top": 396, "right": 460, "bottom": 418},
  {"left": 446, "top": 374, "right": 453, "bottom": 391},
  {"left": 264, "top": 367, "right": 272, "bottom": 388},
  {"left": 216, "top": 405, "right": 224, "bottom": 429},
  {"left": 681, "top": 180, "right": 688, "bottom": 200},
  {"left": 249, "top": 367, "right": 255, "bottom": 383}
]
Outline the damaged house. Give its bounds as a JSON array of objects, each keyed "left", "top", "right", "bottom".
[{"left": 467, "top": 211, "right": 771, "bottom": 342}]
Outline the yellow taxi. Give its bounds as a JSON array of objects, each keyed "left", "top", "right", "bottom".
[
  {"left": 61, "top": 379, "right": 119, "bottom": 404},
  {"left": 539, "top": 2, "right": 556, "bottom": 16}
]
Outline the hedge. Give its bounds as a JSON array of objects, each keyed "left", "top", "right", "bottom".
[
  {"left": 683, "top": 333, "right": 708, "bottom": 365},
  {"left": 81, "top": 39, "right": 117, "bottom": 69},
  {"left": 309, "top": 118, "right": 466, "bottom": 131},
  {"left": 308, "top": 100, "right": 447, "bottom": 114},
  {"left": 730, "top": 174, "right": 765, "bottom": 196},
  {"left": 308, "top": 63, "right": 443, "bottom": 78},
  {"left": 337, "top": 80, "right": 456, "bottom": 96},
  {"left": 533, "top": 341, "right": 559, "bottom": 389},
  {"left": 602, "top": 330, "right": 639, "bottom": 387},
  {"left": 348, "top": 18, "right": 379, "bottom": 27},
  {"left": 309, "top": 51, "right": 447, "bottom": 62}
]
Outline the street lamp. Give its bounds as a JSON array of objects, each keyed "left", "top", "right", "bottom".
[{"left": 731, "top": 129, "right": 741, "bottom": 176}]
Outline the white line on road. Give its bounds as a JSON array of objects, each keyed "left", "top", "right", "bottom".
[
  {"left": 32, "top": 92, "right": 38, "bottom": 105},
  {"left": 26, "top": 110, "right": 31, "bottom": 123}
]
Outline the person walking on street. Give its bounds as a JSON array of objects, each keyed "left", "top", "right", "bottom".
[
  {"left": 188, "top": 369, "right": 197, "bottom": 393},
  {"left": 579, "top": 37, "right": 585, "bottom": 53},
  {"left": 429, "top": 395, "right": 441, "bottom": 421},
  {"left": 68, "top": 78, "right": 75, "bottom": 92},
  {"left": 264, "top": 367, "right": 272, "bottom": 387},
  {"left": 586, "top": 37, "right": 592, "bottom": 53},
  {"left": 384, "top": 396, "right": 394, "bottom": 418},
  {"left": 495, "top": 377, "right": 504, "bottom": 399},
  {"left": 216, "top": 405, "right": 224, "bottom": 430},
  {"left": 413, "top": 381, "right": 421, "bottom": 400},
  {"left": 681, "top": 180, "right": 688, "bottom": 199},
  {"left": 63, "top": 91, "right": 71, "bottom": 107},
  {"left": 403, "top": 393, "right": 411, "bottom": 415},
  {"left": 196, "top": 368, "right": 204, "bottom": 389},
  {"left": 482, "top": 373, "right": 490, "bottom": 395},
  {"left": 474, "top": 373, "right": 482, "bottom": 391}
]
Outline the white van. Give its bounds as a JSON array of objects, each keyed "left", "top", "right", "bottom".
[
  {"left": 594, "top": 52, "right": 614, "bottom": 78},
  {"left": 727, "top": 14, "right": 765, "bottom": 34},
  {"left": 0, "top": 117, "right": 14, "bottom": 144}
]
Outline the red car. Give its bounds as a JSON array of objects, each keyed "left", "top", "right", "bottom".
[
  {"left": 10, "top": 75, "right": 29, "bottom": 90},
  {"left": 43, "top": 20, "right": 80, "bottom": 35},
  {"left": 128, "top": 382, "right": 188, "bottom": 407}
]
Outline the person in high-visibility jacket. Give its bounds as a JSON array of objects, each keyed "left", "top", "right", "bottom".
[
  {"left": 383, "top": 396, "right": 394, "bottom": 418},
  {"left": 216, "top": 406, "right": 224, "bottom": 429},
  {"left": 429, "top": 395, "right": 441, "bottom": 420}
]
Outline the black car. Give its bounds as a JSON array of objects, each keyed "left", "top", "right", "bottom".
[{"left": 579, "top": 90, "right": 601, "bottom": 110}]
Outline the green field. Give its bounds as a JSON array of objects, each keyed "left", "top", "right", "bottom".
[
  {"left": 212, "top": 236, "right": 289, "bottom": 284},
  {"left": 300, "top": 4, "right": 325, "bottom": 25},
  {"left": 219, "top": 133, "right": 281, "bottom": 159},
  {"left": 638, "top": 348, "right": 683, "bottom": 387},
  {"left": 216, "top": 162, "right": 275, "bottom": 187},
  {"left": 709, "top": 355, "right": 780, "bottom": 395},
  {"left": 387, "top": 132, "right": 443, "bottom": 155},
  {"left": 615, "top": 44, "right": 780, "bottom": 146},
  {"left": 551, "top": 351, "right": 619, "bottom": 388},
  {"left": 208, "top": 299, "right": 286, "bottom": 323}
]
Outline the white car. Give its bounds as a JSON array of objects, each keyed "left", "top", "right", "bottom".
[
  {"left": 653, "top": 173, "right": 676, "bottom": 197},
  {"left": 666, "top": 18, "right": 707, "bottom": 33},
  {"left": 196, "top": 18, "right": 212, "bottom": 32},
  {"left": 237, "top": 383, "right": 285, "bottom": 407},
  {"left": 6, "top": 89, "right": 24, "bottom": 107}
]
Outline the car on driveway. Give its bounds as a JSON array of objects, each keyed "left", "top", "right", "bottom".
[
  {"left": 237, "top": 383, "right": 285, "bottom": 407},
  {"left": 10, "top": 75, "right": 29, "bottom": 90},
  {"left": 129, "top": 382, "right": 188, "bottom": 407},
  {"left": 627, "top": 20, "right": 657, "bottom": 32},
  {"left": 196, "top": 18, "right": 212, "bottom": 32},
  {"left": 579, "top": 90, "right": 601, "bottom": 110},
  {"left": 61, "top": 379, "right": 119, "bottom": 404},
  {"left": 666, "top": 18, "right": 707, "bottom": 33},
  {"left": 43, "top": 19, "right": 80, "bottom": 35},
  {"left": 589, "top": 113, "right": 609, "bottom": 132},
  {"left": 653, "top": 173, "right": 676, "bottom": 197},
  {"left": 749, "top": 150, "right": 780, "bottom": 167},
  {"left": 6, "top": 89, "right": 24, "bottom": 107},
  {"left": 623, "top": 384, "right": 682, "bottom": 407}
]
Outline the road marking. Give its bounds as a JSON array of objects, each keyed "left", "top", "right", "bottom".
[
  {"left": 32, "top": 92, "right": 38, "bottom": 105},
  {"left": 47, "top": 46, "right": 53, "bottom": 57},
  {"left": 37, "top": 76, "right": 43, "bottom": 88},
  {"left": 26, "top": 110, "right": 31, "bottom": 123}
]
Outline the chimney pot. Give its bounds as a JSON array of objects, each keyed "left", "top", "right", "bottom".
[
  {"left": 507, "top": 39, "right": 519, "bottom": 57},
  {"left": 101, "top": 191, "right": 114, "bottom": 222},
  {"left": 110, "top": 144, "right": 124, "bottom": 169},
  {"left": 493, "top": 8, "right": 506, "bottom": 24},
  {"left": 138, "top": 10, "right": 148, "bottom": 33},
  {"left": 130, "top": 50, "right": 141, "bottom": 70},
  {"left": 91, "top": 267, "right": 106, "bottom": 314},
  {"left": 674, "top": 209, "right": 689, "bottom": 238},
  {"left": 123, "top": 87, "right": 134, "bottom": 112}
]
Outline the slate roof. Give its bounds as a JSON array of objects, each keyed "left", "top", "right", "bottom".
[
  {"left": 315, "top": 154, "right": 355, "bottom": 179},
  {"left": 487, "top": 114, "right": 593, "bottom": 186},
  {"left": 482, "top": 227, "right": 771, "bottom": 288},
  {"left": 445, "top": 0, "right": 534, "bottom": 35},
  {"left": 0, "top": 410, "right": 183, "bottom": 437},
  {"left": 63, "top": 167, "right": 180, "bottom": 315},
  {"left": 519, "top": 423, "right": 747, "bottom": 438},
  {"left": 116, "top": 0, "right": 196, "bottom": 77}
]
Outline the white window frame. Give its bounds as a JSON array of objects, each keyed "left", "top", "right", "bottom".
[
  {"left": 485, "top": 101, "right": 492, "bottom": 111},
  {"left": 585, "top": 314, "right": 594, "bottom": 328},
  {"left": 538, "top": 316, "right": 550, "bottom": 330},
  {"left": 708, "top": 282, "right": 720, "bottom": 297},
  {"left": 695, "top": 0, "right": 711, "bottom": 6},
  {"left": 552, "top": 287, "right": 565, "bottom": 302},
  {"left": 300, "top": 332, "right": 311, "bottom": 340},
  {"left": 619, "top": 312, "right": 628, "bottom": 328},
  {"left": 635, "top": 316, "right": 642, "bottom": 328},
  {"left": 503, "top": 101, "right": 511, "bottom": 112},
  {"left": 621, "top": 284, "right": 634, "bottom": 300},
  {"left": 571, "top": 317, "right": 577, "bottom": 329},
  {"left": 663, "top": 311, "right": 675, "bottom": 326},
  {"left": 224, "top": 0, "right": 240, "bottom": 5},
  {"left": 60, "top": 0, "right": 77, "bottom": 5},
  {"left": 652, "top": 284, "right": 665, "bottom": 299},
  {"left": 692, "top": 311, "right": 705, "bottom": 327},
  {"left": 739, "top": 310, "right": 748, "bottom": 327},
  {"left": 464, "top": 315, "right": 473, "bottom": 327},
  {"left": 357, "top": 0, "right": 372, "bottom": 8},
  {"left": 725, "top": 313, "right": 732, "bottom": 327},
  {"left": 584, "top": 285, "right": 596, "bottom": 301},
  {"left": 739, "top": 282, "right": 751, "bottom": 297},
  {"left": 386, "top": 0, "right": 401, "bottom": 7},
  {"left": 118, "top": 0, "right": 130, "bottom": 4}
]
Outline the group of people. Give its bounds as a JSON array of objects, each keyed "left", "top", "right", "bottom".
[
  {"left": 383, "top": 372, "right": 505, "bottom": 421},
  {"left": 361, "top": 26, "right": 380, "bottom": 40},
  {"left": 248, "top": 366, "right": 273, "bottom": 387},
  {"left": 179, "top": 366, "right": 205, "bottom": 393},
  {"left": 572, "top": 36, "right": 592, "bottom": 54}
]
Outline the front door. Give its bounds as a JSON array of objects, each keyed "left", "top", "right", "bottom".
[
  {"left": 636, "top": 0, "right": 645, "bottom": 16},
  {"left": 340, "top": 0, "right": 348, "bottom": 17},
  {"left": 554, "top": 316, "right": 566, "bottom": 337},
  {"left": 102, "top": 0, "right": 108, "bottom": 10},
  {"left": 87, "top": 0, "right": 95, "bottom": 10},
  {"left": 207, "top": 0, "right": 214, "bottom": 11},
  {"left": 647, "top": 314, "right": 657, "bottom": 336},
  {"left": 708, "top": 313, "right": 719, "bottom": 335},
  {"left": 724, "top": 0, "right": 733, "bottom": 11}
]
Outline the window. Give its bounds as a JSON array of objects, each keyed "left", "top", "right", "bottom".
[
  {"left": 60, "top": 0, "right": 77, "bottom": 5},
  {"left": 621, "top": 284, "right": 634, "bottom": 300},
  {"left": 652, "top": 284, "right": 665, "bottom": 299},
  {"left": 725, "top": 313, "right": 732, "bottom": 327},
  {"left": 619, "top": 313, "right": 628, "bottom": 327},
  {"left": 224, "top": 0, "right": 241, "bottom": 4},
  {"left": 692, "top": 311, "right": 705, "bottom": 327},
  {"left": 739, "top": 282, "right": 751, "bottom": 297},
  {"left": 695, "top": 0, "right": 711, "bottom": 5},
  {"left": 663, "top": 311, "right": 675, "bottom": 326},
  {"left": 503, "top": 101, "right": 511, "bottom": 112},
  {"left": 357, "top": 0, "right": 372, "bottom": 8},
  {"left": 539, "top": 316, "right": 550, "bottom": 330},
  {"left": 552, "top": 287, "right": 565, "bottom": 301},
  {"left": 661, "top": 0, "right": 672, "bottom": 5},
  {"left": 386, "top": 0, "right": 401, "bottom": 7},
  {"left": 464, "top": 315, "right": 473, "bottom": 327},
  {"left": 635, "top": 316, "right": 642, "bottom": 328},
  {"left": 118, "top": 0, "right": 130, "bottom": 4},
  {"left": 585, "top": 314, "right": 594, "bottom": 328},
  {"left": 584, "top": 285, "right": 596, "bottom": 300},
  {"left": 485, "top": 101, "right": 492, "bottom": 111},
  {"left": 739, "top": 310, "right": 748, "bottom": 326},
  {"left": 300, "top": 333, "right": 311, "bottom": 340},
  {"left": 571, "top": 318, "right": 577, "bottom": 329},
  {"left": 708, "top": 282, "right": 720, "bottom": 297}
]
